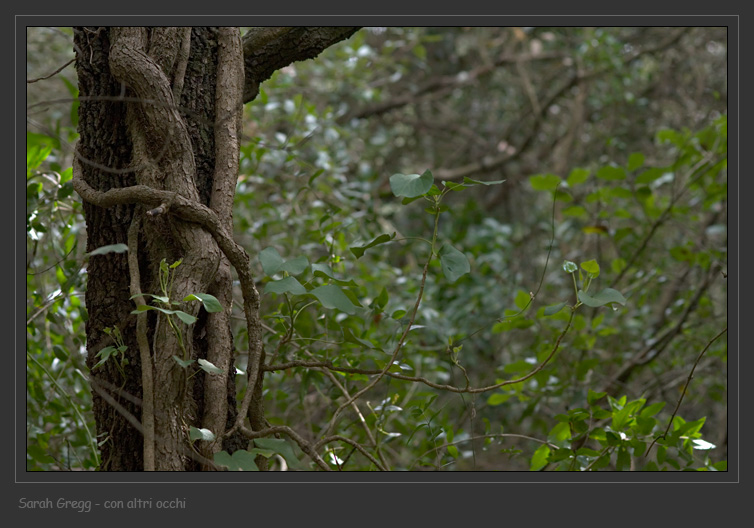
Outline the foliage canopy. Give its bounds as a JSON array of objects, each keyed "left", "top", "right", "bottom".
[{"left": 26, "top": 26, "right": 727, "bottom": 472}]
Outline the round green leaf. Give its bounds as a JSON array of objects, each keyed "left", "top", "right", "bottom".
[
  {"left": 173, "top": 310, "right": 198, "bottom": 325},
  {"left": 183, "top": 293, "right": 223, "bottom": 313},
  {"left": 311, "top": 262, "right": 336, "bottom": 279},
  {"left": 309, "top": 285, "right": 358, "bottom": 314},
  {"left": 627, "top": 152, "right": 645, "bottom": 171},
  {"left": 259, "top": 247, "right": 284, "bottom": 275},
  {"left": 280, "top": 255, "right": 310, "bottom": 276},
  {"left": 544, "top": 302, "right": 567, "bottom": 316},
  {"left": 566, "top": 168, "right": 590, "bottom": 186},
  {"left": 562, "top": 260, "right": 578, "bottom": 273},
  {"left": 580, "top": 259, "right": 600, "bottom": 277},
  {"left": 438, "top": 244, "right": 470, "bottom": 282},
  {"left": 529, "top": 173, "right": 562, "bottom": 192},
  {"left": 254, "top": 437, "right": 307, "bottom": 470},
  {"left": 389, "top": 170, "right": 434, "bottom": 198},
  {"left": 264, "top": 277, "right": 307, "bottom": 296},
  {"left": 577, "top": 288, "right": 627, "bottom": 308},
  {"left": 214, "top": 450, "right": 259, "bottom": 471},
  {"left": 596, "top": 165, "right": 626, "bottom": 181}
]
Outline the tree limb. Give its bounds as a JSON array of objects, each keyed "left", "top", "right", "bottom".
[{"left": 241, "top": 27, "right": 361, "bottom": 103}]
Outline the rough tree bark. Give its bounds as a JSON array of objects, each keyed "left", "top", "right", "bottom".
[{"left": 72, "top": 26, "right": 359, "bottom": 471}]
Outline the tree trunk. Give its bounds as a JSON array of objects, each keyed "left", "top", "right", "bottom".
[
  {"left": 73, "top": 26, "right": 360, "bottom": 471},
  {"left": 74, "top": 26, "right": 246, "bottom": 470}
]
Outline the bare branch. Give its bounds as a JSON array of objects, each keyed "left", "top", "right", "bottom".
[{"left": 27, "top": 58, "right": 75, "bottom": 83}]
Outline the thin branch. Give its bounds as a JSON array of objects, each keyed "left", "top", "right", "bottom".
[
  {"left": 27, "top": 58, "right": 75, "bottom": 83},
  {"left": 322, "top": 211, "right": 440, "bottom": 438},
  {"left": 263, "top": 293, "right": 575, "bottom": 396},
  {"left": 316, "top": 435, "right": 388, "bottom": 471},
  {"left": 307, "top": 351, "right": 389, "bottom": 469},
  {"left": 602, "top": 263, "right": 720, "bottom": 396},
  {"left": 645, "top": 327, "right": 727, "bottom": 456}
]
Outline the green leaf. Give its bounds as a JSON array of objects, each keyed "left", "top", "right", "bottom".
[
  {"left": 605, "top": 431, "right": 621, "bottom": 447},
  {"left": 529, "top": 173, "right": 562, "bottom": 192},
  {"left": 189, "top": 427, "right": 216, "bottom": 442},
  {"left": 438, "top": 244, "right": 470, "bottom": 282},
  {"left": 88, "top": 243, "right": 129, "bottom": 257},
  {"left": 675, "top": 417, "right": 706, "bottom": 437},
  {"left": 183, "top": 293, "right": 223, "bottom": 313},
  {"left": 57, "top": 180, "right": 74, "bottom": 200},
  {"left": 371, "top": 287, "right": 389, "bottom": 311},
  {"left": 530, "top": 444, "right": 551, "bottom": 471},
  {"left": 93, "top": 346, "right": 117, "bottom": 368},
  {"left": 544, "top": 302, "right": 567, "bottom": 316},
  {"left": 259, "top": 247, "right": 284, "bottom": 275},
  {"left": 264, "top": 277, "right": 307, "bottom": 296},
  {"left": 611, "top": 258, "right": 627, "bottom": 274},
  {"left": 280, "top": 255, "right": 310, "bottom": 276},
  {"left": 635, "top": 167, "right": 666, "bottom": 185},
  {"left": 612, "top": 406, "right": 632, "bottom": 431},
  {"left": 309, "top": 285, "right": 358, "bottom": 314},
  {"left": 27, "top": 131, "right": 60, "bottom": 151},
  {"left": 627, "top": 152, "right": 645, "bottom": 171},
  {"left": 214, "top": 450, "right": 259, "bottom": 471},
  {"left": 548, "top": 422, "right": 572, "bottom": 443},
  {"left": 580, "top": 259, "right": 600, "bottom": 278},
  {"left": 640, "top": 402, "right": 666, "bottom": 418},
  {"left": 562, "top": 205, "right": 588, "bottom": 219},
  {"left": 391, "top": 309, "right": 407, "bottom": 320},
  {"left": 173, "top": 310, "right": 198, "bottom": 325},
  {"left": 487, "top": 393, "right": 511, "bottom": 406},
  {"left": 253, "top": 438, "right": 307, "bottom": 470},
  {"left": 616, "top": 446, "right": 631, "bottom": 470},
  {"left": 562, "top": 260, "right": 578, "bottom": 273},
  {"left": 390, "top": 170, "right": 434, "bottom": 198},
  {"left": 172, "top": 355, "right": 195, "bottom": 368},
  {"left": 514, "top": 289, "right": 531, "bottom": 310},
  {"left": 131, "top": 305, "right": 197, "bottom": 324},
  {"left": 342, "top": 327, "right": 374, "bottom": 349},
  {"left": 596, "top": 165, "right": 626, "bottom": 181},
  {"left": 350, "top": 232, "right": 396, "bottom": 259},
  {"left": 27, "top": 444, "right": 56, "bottom": 464},
  {"left": 566, "top": 168, "right": 590, "bottom": 186},
  {"left": 311, "top": 262, "right": 336, "bottom": 279},
  {"left": 198, "top": 358, "right": 224, "bottom": 375},
  {"left": 52, "top": 345, "right": 69, "bottom": 361},
  {"left": 577, "top": 288, "right": 627, "bottom": 308},
  {"left": 587, "top": 389, "right": 606, "bottom": 406}
]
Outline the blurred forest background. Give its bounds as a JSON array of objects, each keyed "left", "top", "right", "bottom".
[{"left": 26, "top": 26, "right": 727, "bottom": 471}]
